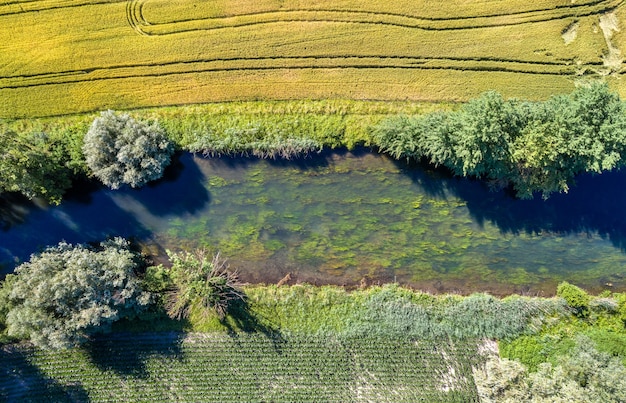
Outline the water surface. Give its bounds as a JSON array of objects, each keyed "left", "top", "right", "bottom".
[{"left": 2, "top": 151, "right": 626, "bottom": 295}]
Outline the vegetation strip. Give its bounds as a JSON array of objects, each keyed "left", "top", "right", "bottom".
[{"left": 2, "top": 276, "right": 626, "bottom": 401}]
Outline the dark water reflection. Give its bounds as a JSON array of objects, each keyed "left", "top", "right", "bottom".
[
  {"left": 1, "top": 150, "right": 626, "bottom": 296},
  {"left": 0, "top": 153, "right": 210, "bottom": 269},
  {"left": 399, "top": 158, "right": 626, "bottom": 250}
]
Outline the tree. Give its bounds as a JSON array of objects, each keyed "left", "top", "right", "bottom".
[
  {"left": 82, "top": 110, "right": 174, "bottom": 189},
  {"left": 0, "top": 274, "right": 17, "bottom": 343},
  {"left": 165, "top": 250, "right": 245, "bottom": 320},
  {"left": 557, "top": 281, "right": 591, "bottom": 318},
  {"left": 511, "top": 82, "right": 626, "bottom": 198},
  {"left": 0, "top": 130, "right": 72, "bottom": 204},
  {"left": 373, "top": 82, "right": 626, "bottom": 199},
  {"left": 450, "top": 91, "right": 526, "bottom": 180},
  {"left": 5, "top": 238, "right": 151, "bottom": 349}
]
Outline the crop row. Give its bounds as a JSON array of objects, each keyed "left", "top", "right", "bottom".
[{"left": 0, "top": 333, "right": 483, "bottom": 402}]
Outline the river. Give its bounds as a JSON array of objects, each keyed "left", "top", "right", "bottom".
[{"left": 1, "top": 150, "right": 625, "bottom": 295}]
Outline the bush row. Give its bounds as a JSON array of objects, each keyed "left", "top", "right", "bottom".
[
  {"left": 2, "top": 84, "right": 623, "bottom": 202},
  {"left": 373, "top": 82, "right": 626, "bottom": 198}
]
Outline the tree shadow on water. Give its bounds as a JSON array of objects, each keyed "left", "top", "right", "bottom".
[
  {"left": 395, "top": 157, "right": 626, "bottom": 252},
  {"left": 127, "top": 152, "right": 211, "bottom": 217},
  {"left": 0, "top": 188, "right": 155, "bottom": 277},
  {"left": 0, "top": 194, "right": 35, "bottom": 231},
  {"left": 449, "top": 169, "right": 626, "bottom": 251},
  {"left": 0, "top": 345, "right": 89, "bottom": 402}
]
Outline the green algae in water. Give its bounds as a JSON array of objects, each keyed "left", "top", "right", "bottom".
[{"left": 147, "top": 152, "right": 626, "bottom": 295}]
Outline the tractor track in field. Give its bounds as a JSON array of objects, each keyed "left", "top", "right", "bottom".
[
  {"left": 0, "top": 0, "right": 125, "bottom": 17},
  {"left": 0, "top": 55, "right": 604, "bottom": 91},
  {"left": 125, "top": 0, "right": 147, "bottom": 36},
  {"left": 125, "top": 0, "right": 623, "bottom": 36}
]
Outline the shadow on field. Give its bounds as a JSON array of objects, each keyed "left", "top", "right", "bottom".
[
  {"left": 84, "top": 331, "right": 185, "bottom": 379},
  {"left": 0, "top": 345, "right": 89, "bottom": 402},
  {"left": 222, "top": 300, "right": 286, "bottom": 352},
  {"left": 395, "top": 157, "right": 626, "bottom": 252}
]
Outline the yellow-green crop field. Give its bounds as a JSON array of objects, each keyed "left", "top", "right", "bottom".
[{"left": 1, "top": 0, "right": 625, "bottom": 118}]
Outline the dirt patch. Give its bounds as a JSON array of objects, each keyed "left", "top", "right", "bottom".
[
  {"left": 561, "top": 21, "right": 579, "bottom": 45},
  {"left": 599, "top": 12, "right": 622, "bottom": 73}
]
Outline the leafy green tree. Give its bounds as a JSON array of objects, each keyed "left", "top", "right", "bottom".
[
  {"left": 557, "top": 281, "right": 590, "bottom": 318},
  {"left": 82, "top": 110, "right": 174, "bottom": 189},
  {"left": 511, "top": 83, "right": 626, "bottom": 198},
  {"left": 0, "top": 274, "right": 17, "bottom": 343},
  {"left": 451, "top": 91, "right": 527, "bottom": 180},
  {"left": 374, "top": 82, "right": 626, "bottom": 199},
  {"left": 0, "top": 130, "right": 72, "bottom": 204},
  {"left": 165, "top": 250, "right": 245, "bottom": 320},
  {"left": 5, "top": 238, "right": 151, "bottom": 349}
]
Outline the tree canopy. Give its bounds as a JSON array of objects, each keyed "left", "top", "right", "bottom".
[
  {"left": 0, "top": 130, "right": 73, "bottom": 204},
  {"left": 5, "top": 238, "right": 151, "bottom": 349},
  {"left": 82, "top": 110, "right": 174, "bottom": 189},
  {"left": 373, "top": 82, "right": 626, "bottom": 199}
]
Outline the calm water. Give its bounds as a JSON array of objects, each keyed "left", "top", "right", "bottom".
[{"left": 1, "top": 150, "right": 626, "bottom": 295}]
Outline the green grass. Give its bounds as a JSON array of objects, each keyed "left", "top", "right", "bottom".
[
  {"left": 500, "top": 290, "right": 626, "bottom": 371},
  {"left": 123, "top": 283, "right": 566, "bottom": 341},
  {"left": 1, "top": 0, "right": 624, "bottom": 118},
  {"left": 0, "top": 99, "right": 451, "bottom": 157}
]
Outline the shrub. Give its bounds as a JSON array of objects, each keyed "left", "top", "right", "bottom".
[
  {"left": 165, "top": 250, "right": 245, "bottom": 320},
  {"left": 0, "top": 130, "right": 73, "bottom": 204},
  {"left": 343, "top": 286, "right": 563, "bottom": 340},
  {"left": 476, "top": 336, "right": 626, "bottom": 402},
  {"left": 82, "top": 110, "right": 174, "bottom": 189},
  {"left": 5, "top": 238, "right": 151, "bottom": 349},
  {"left": 557, "top": 282, "right": 590, "bottom": 318},
  {"left": 187, "top": 122, "right": 322, "bottom": 159}
]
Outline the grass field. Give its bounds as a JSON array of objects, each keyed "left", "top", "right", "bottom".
[{"left": 1, "top": 0, "right": 624, "bottom": 118}]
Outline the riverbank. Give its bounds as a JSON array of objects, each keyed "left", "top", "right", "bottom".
[{"left": 2, "top": 283, "right": 625, "bottom": 401}]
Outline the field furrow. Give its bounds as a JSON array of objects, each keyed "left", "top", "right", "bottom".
[
  {"left": 130, "top": 0, "right": 623, "bottom": 36},
  {"left": 0, "top": 56, "right": 583, "bottom": 90},
  {"left": 0, "top": 0, "right": 124, "bottom": 16}
]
